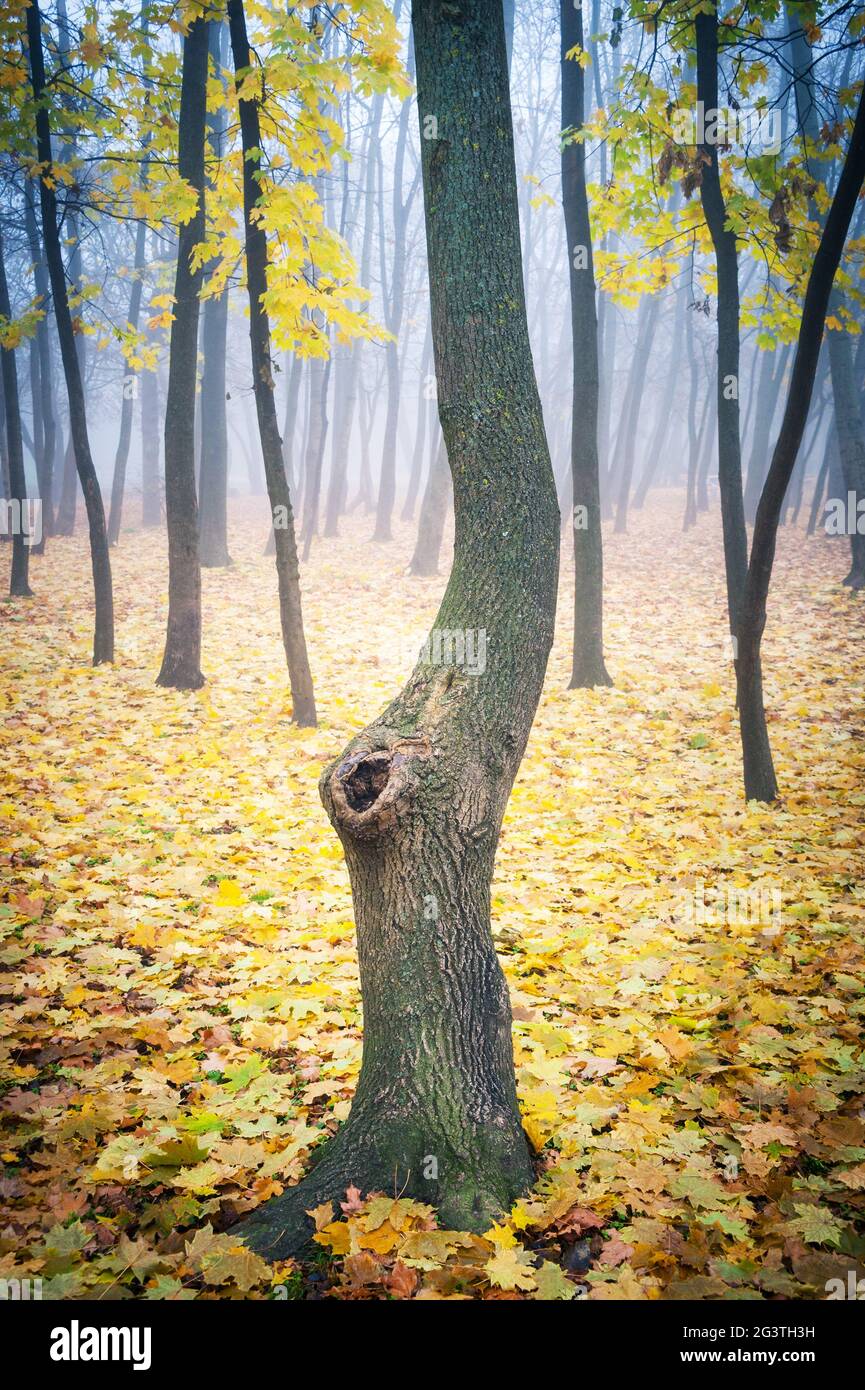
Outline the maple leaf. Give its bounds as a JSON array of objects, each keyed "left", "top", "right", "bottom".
[{"left": 485, "top": 1247, "right": 538, "bottom": 1293}]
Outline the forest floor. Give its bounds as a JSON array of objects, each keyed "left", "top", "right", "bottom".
[{"left": 1, "top": 492, "right": 864, "bottom": 1300}]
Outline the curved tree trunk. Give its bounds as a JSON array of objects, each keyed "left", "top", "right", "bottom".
[
  {"left": 235, "top": 0, "right": 558, "bottom": 1259},
  {"left": 736, "top": 83, "right": 865, "bottom": 801},
  {"left": 228, "top": 0, "right": 316, "bottom": 726},
  {"left": 27, "top": 0, "right": 113, "bottom": 663},
  {"left": 156, "top": 15, "right": 208, "bottom": 689},
  {"left": 561, "top": 0, "right": 610, "bottom": 687}
]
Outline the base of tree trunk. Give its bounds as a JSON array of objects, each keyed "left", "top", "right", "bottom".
[
  {"left": 232, "top": 1103, "right": 533, "bottom": 1262},
  {"left": 200, "top": 549, "right": 232, "bottom": 569},
  {"left": 156, "top": 655, "right": 205, "bottom": 690},
  {"left": 568, "top": 659, "right": 612, "bottom": 689}
]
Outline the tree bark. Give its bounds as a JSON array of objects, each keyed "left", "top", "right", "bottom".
[
  {"left": 156, "top": 14, "right": 208, "bottom": 689},
  {"left": 228, "top": 0, "right": 316, "bottom": 726},
  {"left": 27, "top": 0, "right": 114, "bottom": 663},
  {"left": 235, "top": 0, "right": 557, "bottom": 1258},
  {"left": 561, "top": 0, "right": 610, "bottom": 687}
]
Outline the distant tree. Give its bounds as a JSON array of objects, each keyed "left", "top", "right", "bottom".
[{"left": 0, "top": 223, "right": 32, "bottom": 597}]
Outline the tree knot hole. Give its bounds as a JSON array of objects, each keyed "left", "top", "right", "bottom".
[{"left": 343, "top": 751, "right": 393, "bottom": 812}]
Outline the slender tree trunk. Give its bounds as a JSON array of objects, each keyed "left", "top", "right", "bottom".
[
  {"left": 561, "top": 0, "right": 610, "bottom": 687},
  {"left": 23, "top": 179, "right": 55, "bottom": 547},
  {"left": 27, "top": 0, "right": 113, "bottom": 663},
  {"left": 401, "top": 318, "right": 432, "bottom": 523},
  {"left": 634, "top": 287, "right": 685, "bottom": 510},
  {"left": 0, "top": 228, "right": 33, "bottom": 596},
  {"left": 299, "top": 349, "right": 331, "bottom": 562},
  {"left": 140, "top": 346, "right": 161, "bottom": 526},
  {"left": 156, "top": 15, "right": 208, "bottom": 689},
  {"left": 107, "top": 218, "right": 147, "bottom": 545},
  {"left": 695, "top": 7, "right": 748, "bottom": 634},
  {"left": 613, "top": 296, "right": 660, "bottom": 534},
  {"left": 372, "top": 88, "right": 418, "bottom": 543},
  {"left": 199, "top": 20, "right": 231, "bottom": 569},
  {"left": 228, "top": 0, "right": 316, "bottom": 725},
  {"left": 743, "top": 346, "right": 788, "bottom": 524},
  {"left": 236, "top": 0, "right": 557, "bottom": 1258},
  {"left": 736, "top": 83, "right": 865, "bottom": 801},
  {"left": 827, "top": 310, "right": 865, "bottom": 587},
  {"left": 408, "top": 431, "right": 450, "bottom": 575}
]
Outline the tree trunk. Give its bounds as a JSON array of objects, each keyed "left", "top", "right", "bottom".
[
  {"left": 0, "top": 227, "right": 33, "bottom": 596},
  {"left": 27, "top": 0, "right": 113, "bottom": 663},
  {"left": 743, "top": 346, "right": 788, "bottom": 524},
  {"left": 199, "top": 20, "right": 231, "bottom": 569},
  {"left": 107, "top": 217, "right": 147, "bottom": 546},
  {"left": 612, "top": 295, "right": 660, "bottom": 533},
  {"left": 401, "top": 318, "right": 433, "bottom": 523},
  {"left": 228, "top": 0, "right": 316, "bottom": 726},
  {"left": 372, "top": 89, "right": 417, "bottom": 543},
  {"left": 408, "top": 431, "right": 450, "bottom": 576},
  {"left": 299, "top": 349, "right": 331, "bottom": 563},
  {"left": 695, "top": 7, "right": 748, "bottom": 634},
  {"left": 156, "top": 15, "right": 208, "bottom": 689},
  {"left": 561, "top": 0, "right": 610, "bottom": 687},
  {"left": 736, "top": 83, "right": 865, "bottom": 801},
  {"left": 23, "top": 179, "right": 55, "bottom": 547},
  {"left": 235, "top": 0, "right": 557, "bottom": 1258}
]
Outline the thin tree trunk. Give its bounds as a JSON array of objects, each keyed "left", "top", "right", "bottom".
[
  {"left": 0, "top": 228, "right": 33, "bottom": 597},
  {"left": 561, "top": 0, "right": 610, "bottom": 686},
  {"left": 228, "top": 0, "right": 316, "bottom": 726},
  {"left": 27, "top": 0, "right": 113, "bottom": 663},
  {"left": 408, "top": 431, "right": 450, "bottom": 575},
  {"left": 236, "top": 0, "right": 557, "bottom": 1257},
  {"left": 23, "top": 179, "right": 55, "bottom": 547},
  {"left": 156, "top": 14, "right": 208, "bottom": 689},
  {"left": 107, "top": 217, "right": 147, "bottom": 546},
  {"left": 199, "top": 20, "right": 231, "bottom": 569}
]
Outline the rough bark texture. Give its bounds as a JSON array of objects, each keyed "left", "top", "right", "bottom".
[
  {"left": 561, "top": 0, "right": 610, "bottom": 688},
  {"left": 695, "top": 7, "right": 748, "bottom": 634},
  {"left": 0, "top": 228, "right": 33, "bottom": 597},
  {"left": 228, "top": 0, "right": 316, "bottom": 726},
  {"left": 156, "top": 15, "right": 208, "bottom": 690},
  {"left": 234, "top": 0, "right": 558, "bottom": 1259},
  {"left": 27, "top": 0, "right": 114, "bottom": 663},
  {"left": 736, "top": 84, "right": 865, "bottom": 801}
]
